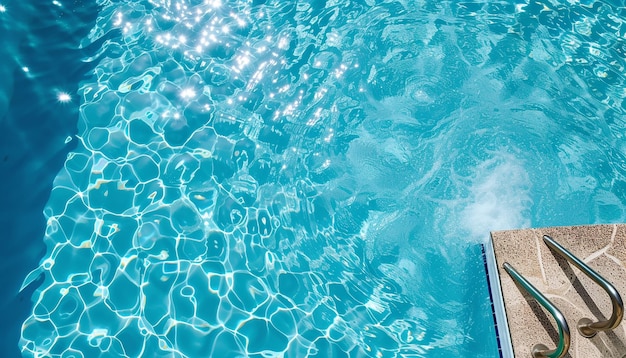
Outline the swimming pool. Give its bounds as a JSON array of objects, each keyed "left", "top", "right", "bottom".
[{"left": 5, "top": 0, "right": 626, "bottom": 357}]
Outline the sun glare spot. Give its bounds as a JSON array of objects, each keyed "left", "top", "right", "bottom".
[
  {"left": 0, "top": 4, "right": 6, "bottom": 12},
  {"left": 207, "top": 0, "right": 222, "bottom": 8},
  {"left": 278, "top": 36, "right": 289, "bottom": 49},
  {"left": 113, "top": 12, "right": 123, "bottom": 26},
  {"left": 57, "top": 92, "right": 72, "bottom": 103},
  {"left": 230, "top": 13, "right": 247, "bottom": 27},
  {"left": 180, "top": 88, "right": 196, "bottom": 99}
]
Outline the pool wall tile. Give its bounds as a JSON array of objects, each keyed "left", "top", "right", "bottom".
[{"left": 490, "top": 224, "right": 626, "bottom": 358}]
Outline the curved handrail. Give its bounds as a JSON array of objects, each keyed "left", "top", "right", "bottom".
[
  {"left": 503, "top": 262, "right": 571, "bottom": 358},
  {"left": 543, "top": 235, "right": 624, "bottom": 338}
]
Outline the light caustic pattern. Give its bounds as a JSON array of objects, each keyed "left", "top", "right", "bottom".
[
  {"left": 19, "top": 0, "right": 626, "bottom": 357},
  {"left": 20, "top": 1, "right": 432, "bottom": 357}
]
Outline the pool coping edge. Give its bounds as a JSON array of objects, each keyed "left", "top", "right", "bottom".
[{"left": 484, "top": 237, "right": 515, "bottom": 358}]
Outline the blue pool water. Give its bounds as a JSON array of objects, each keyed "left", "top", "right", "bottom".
[
  {"left": 0, "top": 0, "right": 99, "bottom": 356},
  {"left": 4, "top": 0, "right": 626, "bottom": 357}
]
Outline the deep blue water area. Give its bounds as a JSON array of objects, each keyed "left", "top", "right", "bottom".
[{"left": 0, "top": 0, "right": 99, "bottom": 356}]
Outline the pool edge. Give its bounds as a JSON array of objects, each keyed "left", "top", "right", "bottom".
[{"left": 483, "top": 238, "right": 515, "bottom": 358}]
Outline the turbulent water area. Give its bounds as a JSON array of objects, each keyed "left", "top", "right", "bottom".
[{"left": 19, "top": 0, "right": 626, "bottom": 357}]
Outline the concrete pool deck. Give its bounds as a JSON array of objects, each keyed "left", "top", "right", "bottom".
[{"left": 488, "top": 224, "right": 626, "bottom": 358}]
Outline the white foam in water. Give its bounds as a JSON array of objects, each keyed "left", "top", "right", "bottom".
[{"left": 460, "top": 152, "right": 532, "bottom": 241}]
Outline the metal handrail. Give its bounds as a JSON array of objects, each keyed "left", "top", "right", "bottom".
[
  {"left": 503, "top": 262, "right": 571, "bottom": 358},
  {"left": 543, "top": 235, "right": 624, "bottom": 338}
]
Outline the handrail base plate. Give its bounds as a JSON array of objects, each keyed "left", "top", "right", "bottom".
[
  {"left": 578, "top": 318, "right": 598, "bottom": 338},
  {"left": 532, "top": 343, "right": 550, "bottom": 358}
]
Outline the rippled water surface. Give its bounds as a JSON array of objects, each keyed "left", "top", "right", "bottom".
[{"left": 7, "top": 0, "right": 626, "bottom": 357}]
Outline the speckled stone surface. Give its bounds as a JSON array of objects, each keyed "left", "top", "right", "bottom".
[{"left": 491, "top": 224, "right": 626, "bottom": 358}]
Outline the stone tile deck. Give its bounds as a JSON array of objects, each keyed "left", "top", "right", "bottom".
[{"left": 490, "top": 224, "right": 626, "bottom": 358}]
